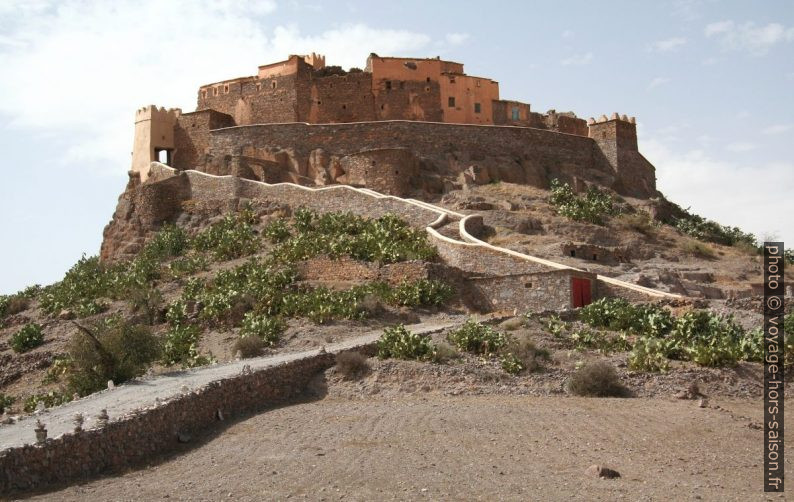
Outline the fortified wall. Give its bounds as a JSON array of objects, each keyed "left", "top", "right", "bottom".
[{"left": 130, "top": 52, "right": 657, "bottom": 199}]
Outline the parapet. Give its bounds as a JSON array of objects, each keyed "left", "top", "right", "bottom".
[
  {"left": 587, "top": 113, "right": 636, "bottom": 125},
  {"left": 135, "top": 105, "right": 182, "bottom": 124}
]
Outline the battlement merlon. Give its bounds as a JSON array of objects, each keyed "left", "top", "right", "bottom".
[{"left": 134, "top": 105, "right": 182, "bottom": 124}]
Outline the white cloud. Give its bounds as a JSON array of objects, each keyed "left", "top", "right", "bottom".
[
  {"left": 762, "top": 124, "right": 792, "bottom": 135},
  {"left": 644, "top": 137, "right": 794, "bottom": 245},
  {"left": 725, "top": 141, "right": 757, "bottom": 152},
  {"left": 647, "top": 77, "right": 671, "bottom": 90},
  {"left": 560, "top": 52, "right": 593, "bottom": 66},
  {"left": 445, "top": 33, "right": 469, "bottom": 46},
  {"left": 704, "top": 20, "right": 794, "bottom": 55},
  {"left": 0, "top": 1, "right": 436, "bottom": 172},
  {"left": 650, "top": 37, "right": 687, "bottom": 52}
]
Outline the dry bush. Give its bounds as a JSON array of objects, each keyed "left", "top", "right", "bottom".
[
  {"left": 234, "top": 336, "right": 265, "bottom": 359},
  {"left": 618, "top": 212, "right": 655, "bottom": 236},
  {"left": 335, "top": 351, "right": 371, "bottom": 380},
  {"left": 501, "top": 336, "right": 550, "bottom": 373},
  {"left": 681, "top": 240, "right": 716, "bottom": 259},
  {"left": 431, "top": 341, "right": 460, "bottom": 363},
  {"left": 567, "top": 361, "right": 630, "bottom": 397},
  {"left": 5, "top": 296, "right": 30, "bottom": 316},
  {"left": 499, "top": 317, "right": 525, "bottom": 331}
]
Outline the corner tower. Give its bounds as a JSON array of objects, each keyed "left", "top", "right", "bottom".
[{"left": 131, "top": 105, "right": 181, "bottom": 181}]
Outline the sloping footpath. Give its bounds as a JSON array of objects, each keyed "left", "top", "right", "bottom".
[{"left": 0, "top": 318, "right": 463, "bottom": 495}]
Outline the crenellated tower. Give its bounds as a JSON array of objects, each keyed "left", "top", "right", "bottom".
[{"left": 131, "top": 105, "right": 181, "bottom": 181}]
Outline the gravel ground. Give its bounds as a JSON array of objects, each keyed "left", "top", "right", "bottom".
[{"left": 33, "top": 393, "right": 790, "bottom": 501}]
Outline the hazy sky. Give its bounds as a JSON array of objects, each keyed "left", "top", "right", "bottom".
[{"left": 0, "top": 0, "right": 792, "bottom": 294}]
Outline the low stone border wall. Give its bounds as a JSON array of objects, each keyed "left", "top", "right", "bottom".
[{"left": 0, "top": 350, "right": 345, "bottom": 494}]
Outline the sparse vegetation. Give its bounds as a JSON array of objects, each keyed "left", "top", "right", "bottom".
[
  {"left": 617, "top": 211, "right": 656, "bottom": 236},
  {"left": 671, "top": 206, "right": 756, "bottom": 247},
  {"left": 239, "top": 313, "right": 285, "bottom": 346},
  {"left": 377, "top": 324, "right": 435, "bottom": 360},
  {"left": 499, "top": 336, "right": 549, "bottom": 374},
  {"left": 67, "top": 318, "right": 161, "bottom": 396},
  {"left": 0, "top": 393, "right": 15, "bottom": 411},
  {"left": 549, "top": 179, "right": 617, "bottom": 225},
  {"left": 335, "top": 351, "right": 371, "bottom": 380},
  {"left": 10, "top": 323, "right": 44, "bottom": 353},
  {"left": 193, "top": 209, "right": 260, "bottom": 260},
  {"left": 23, "top": 390, "right": 71, "bottom": 413},
  {"left": 627, "top": 337, "right": 670, "bottom": 372},
  {"left": 567, "top": 361, "right": 629, "bottom": 397},
  {"left": 447, "top": 319, "right": 508, "bottom": 355},
  {"left": 681, "top": 240, "right": 717, "bottom": 259}
]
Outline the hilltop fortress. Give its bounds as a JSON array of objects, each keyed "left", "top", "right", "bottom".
[{"left": 131, "top": 53, "right": 657, "bottom": 198}]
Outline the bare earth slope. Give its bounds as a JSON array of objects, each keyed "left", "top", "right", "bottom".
[{"left": 36, "top": 393, "right": 790, "bottom": 501}]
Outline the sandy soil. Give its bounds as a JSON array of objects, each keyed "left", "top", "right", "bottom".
[{"left": 33, "top": 393, "right": 789, "bottom": 501}]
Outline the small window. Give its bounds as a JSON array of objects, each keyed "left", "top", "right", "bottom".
[
  {"left": 317, "top": 100, "right": 322, "bottom": 105},
  {"left": 476, "top": 80, "right": 481, "bottom": 87},
  {"left": 201, "top": 90, "right": 207, "bottom": 99},
  {"left": 511, "top": 107, "right": 520, "bottom": 120},
  {"left": 380, "top": 104, "right": 385, "bottom": 110},
  {"left": 425, "top": 86, "right": 430, "bottom": 92},
  {"left": 256, "top": 84, "right": 261, "bottom": 91},
  {"left": 385, "top": 81, "right": 392, "bottom": 90},
  {"left": 342, "top": 104, "right": 346, "bottom": 109},
  {"left": 448, "top": 96, "right": 456, "bottom": 108},
  {"left": 213, "top": 88, "right": 218, "bottom": 96},
  {"left": 592, "top": 254, "right": 598, "bottom": 261},
  {"left": 426, "top": 77, "right": 431, "bottom": 82},
  {"left": 399, "top": 81, "right": 405, "bottom": 89},
  {"left": 224, "top": 84, "right": 229, "bottom": 93},
  {"left": 272, "top": 81, "right": 277, "bottom": 89},
  {"left": 474, "top": 102, "right": 481, "bottom": 114},
  {"left": 570, "top": 250, "right": 576, "bottom": 257},
  {"left": 449, "top": 76, "right": 456, "bottom": 83},
  {"left": 524, "top": 282, "right": 533, "bottom": 288}
]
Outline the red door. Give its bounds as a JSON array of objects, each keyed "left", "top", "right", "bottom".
[{"left": 572, "top": 277, "right": 592, "bottom": 308}]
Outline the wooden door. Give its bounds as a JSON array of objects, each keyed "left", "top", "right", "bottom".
[{"left": 572, "top": 277, "right": 592, "bottom": 308}]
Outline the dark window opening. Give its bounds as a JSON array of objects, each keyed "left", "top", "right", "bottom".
[
  {"left": 450, "top": 76, "right": 456, "bottom": 83},
  {"left": 511, "top": 107, "right": 520, "bottom": 120},
  {"left": 385, "top": 80, "right": 392, "bottom": 90},
  {"left": 426, "top": 77, "right": 431, "bottom": 82},
  {"left": 317, "top": 100, "right": 322, "bottom": 105},
  {"left": 395, "top": 170, "right": 399, "bottom": 175},
  {"left": 570, "top": 250, "right": 576, "bottom": 257},
  {"left": 342, "top": 104, "right": 346, "bottom": 109},
  {"left": 448, "top": 96, "right": 456, "bottom": 108},
  {"left": 399, "top": 81, "right": 405, "bottom": 89},
  {"left": 272, "top": 81, "right": 277, "bottom": 89},
  {"left": 425, "top": 86, "right": 430, "bottom": 92},
  {"left": 524, "top": 282, "right": 533, "bottom": 288},
  {"left": 592, "top": 254, "right": 598, "bottom": 261},
  {"left": 474, "top": 102, "right": 481, "bottom": 113},
  {"left": 371, "top": 160, "right": 376, "bottom": 166},
  {"left": 380, "top": 104, "right": 385, "bottom": 110},
  {"left": 224, "top": 85, "right": 229, "bottom": 93}
]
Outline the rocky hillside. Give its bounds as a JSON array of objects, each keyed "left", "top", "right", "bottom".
[{"left": 1, "top": 170, "right": 791, "bottom": 420}]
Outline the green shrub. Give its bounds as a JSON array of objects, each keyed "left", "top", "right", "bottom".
[
  {"left": 166, "top": 253, "right": 208, "bottom": 277},
  {"left": 0, "top": 393, "right": 14, "bottom": 411},
  {"left": 67, "top": 318, "right": 161, "bottom": 396},
  {"left": 281, "top": 286, "right": 371, "bottom": 324},
  {"left": 335, "top": 351, "right": 371, "bottom": 380},
  {"left": 579, "top": 298, "right": 673, "bottom": 337},
  {"left": 162, "top": 323, "right": 207, "bottom": 368},
  {"left": 39, "top": 255, "right": 112, "bottom": 317},
  {"left": 664, "top": 310, "right": 745, "bottom": 367},
  {"left": 500, "top": 353, "right": 525, "bottom": 375},
  {"left": 545, "top": 314, "right": 567, "bottom": 338},
  {"left": 569, "top": 327, "right": 630, "bottom": 354},
  {"left": 11, "top": 323, "right": 44, "bottom": 353},
  {"left": 142, "top": 224, "right": 189, "bottom": 260},
  {"left": 627, "top": 337, "right": 670, "bottom": 372},
  {"left": 263, "top": 218, "right": 291, "bottom": 243},
  {"left": 567, "top": 362, "right": 629, "bottom": 397},
  {"left": 194, "top": 211, "right": 260, "bottom": 260},
  {"left": 273, "top": 211, "right": 437, "bottom": 264},
  {"left": 239, "top": 313, "right": 285, "bottom": 346},
  {"left": 672, "top": 206, "right": 756, "bottom": 247},
  {"left": 549, "top": 179, "right": 617, "bottom": 225},
  {"left": 447, "top": 319, "right": 508, "bottom": 355},
  {"left": 377, "top": 324, "right": 435, "bottom": 360},
  {"left": 385, "top": 279, "right": 454, "bottom": 307},
  {"left": 23, "top": 391, "right": 71, "bottom": 413}
]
